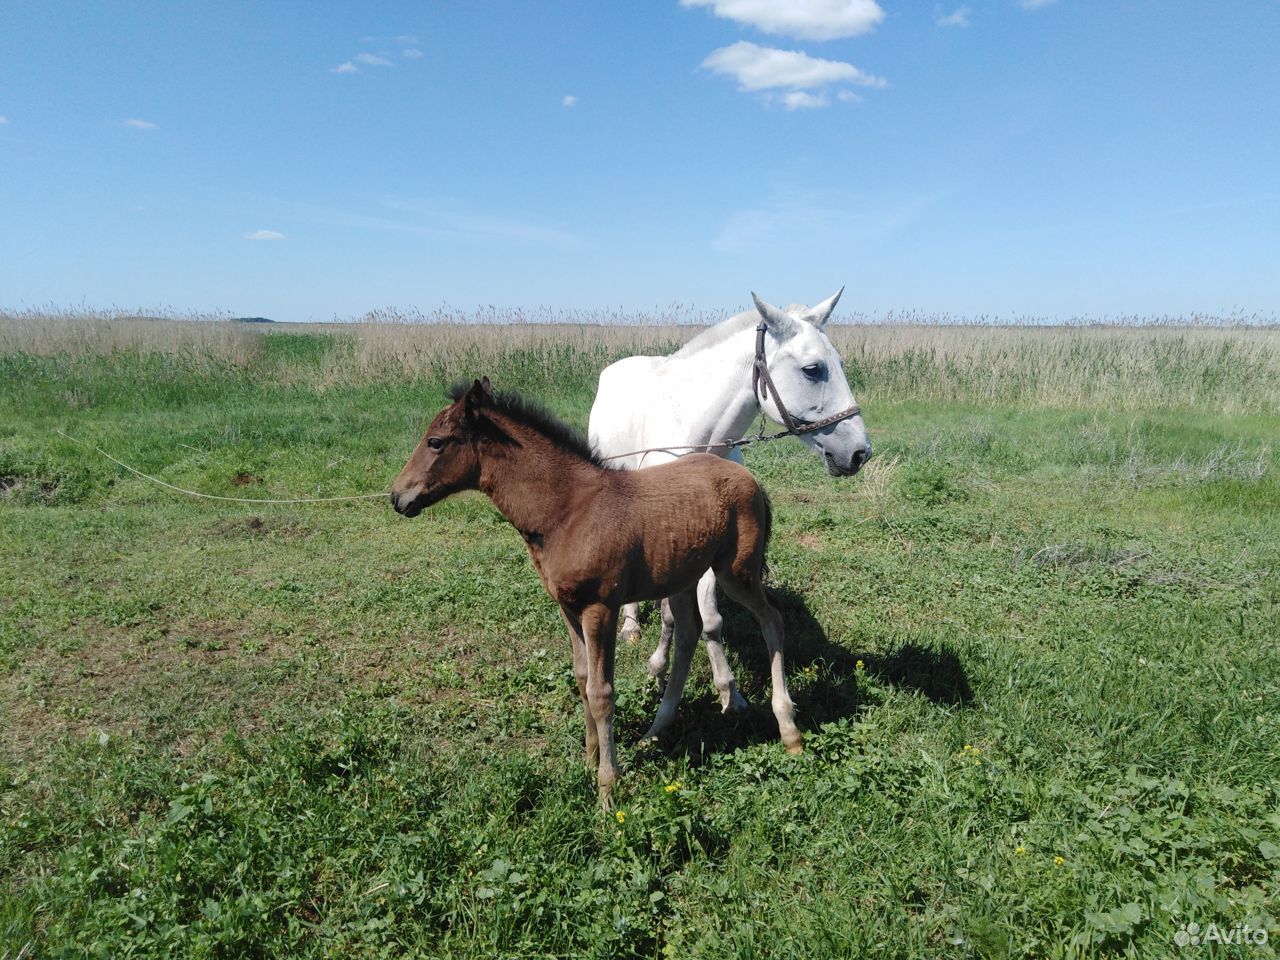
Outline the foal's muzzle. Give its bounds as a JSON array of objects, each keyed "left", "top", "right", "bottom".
[{"left": 390, "top": 489, "right": 425, "bottom": 518}]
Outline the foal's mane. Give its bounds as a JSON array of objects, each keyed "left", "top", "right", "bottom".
[{"left": 449, "top": 381, "right": 609, "bottom": 468}]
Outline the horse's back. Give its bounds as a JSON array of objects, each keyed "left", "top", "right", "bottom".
[{"left": 589, "top": 354, "right": 673, "bottom": 466}]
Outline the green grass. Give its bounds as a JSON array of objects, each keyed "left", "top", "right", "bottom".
[{"left": 2, "top": 324, "right": 1278, "bottom": 958}]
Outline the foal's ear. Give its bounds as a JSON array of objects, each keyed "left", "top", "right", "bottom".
[
  {"left": 480, "top": 376, "right": 493, "bottom": 397},
  {"left": 464, "top": 378, "right": 487, "bottom": 419}
]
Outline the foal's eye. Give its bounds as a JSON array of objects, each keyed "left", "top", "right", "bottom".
[
  {"left": 802, "top": 363, "right": 825, "bottom": 381},
  {"left": 426, "top": 437, "right": 444, "bottom": 450}
]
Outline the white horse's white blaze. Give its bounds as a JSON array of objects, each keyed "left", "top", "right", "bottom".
[{"left": 588, "top": 289, "right": 871, "bottom": 712}]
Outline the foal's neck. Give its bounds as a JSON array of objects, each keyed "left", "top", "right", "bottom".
[{"left": 476, "top": 416, "right": 599, "bottom": 535}]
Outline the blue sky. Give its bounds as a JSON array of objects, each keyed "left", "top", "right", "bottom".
[{"left": 2, "top": 1, "right": 1277, "bottom": 322}]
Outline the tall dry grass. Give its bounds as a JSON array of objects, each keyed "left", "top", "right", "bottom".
[
  {"left": 0, "top": 307, "right": 258, "bottom": 367},
  {"left": 3, "top": 308, "right": 1278, "bottom": 414},
  {"left": 827, "top": 324, "right": 1280, "bottom": 414}
]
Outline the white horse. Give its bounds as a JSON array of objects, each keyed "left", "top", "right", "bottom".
[{"left": 588, "top": 289, "right": 871, "bottom": 713}]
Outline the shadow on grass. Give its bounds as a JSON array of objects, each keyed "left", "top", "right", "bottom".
[{"left": 621, "top": 584, "right": 973, "bottom": 769}]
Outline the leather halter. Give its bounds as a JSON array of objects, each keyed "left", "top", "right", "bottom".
[{"left": 752, "top": 322, "right": 860, "bottom": 436}]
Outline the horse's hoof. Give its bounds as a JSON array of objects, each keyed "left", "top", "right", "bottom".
[
  {"left": 621, "top": 625, "right": 641, "bottom": 645},
  {"left": 786, "top": 743, "right": 804, "bottom": 756},
  {"left": 639, "top": 724, "right": 667, "bottom": 744},
  {"left": 720, "top": 687, "right": 749, "bottom": 713}
]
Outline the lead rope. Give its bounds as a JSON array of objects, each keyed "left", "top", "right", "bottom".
[{"left": 55, "top": 430, "right": 388, "bottom": 504}]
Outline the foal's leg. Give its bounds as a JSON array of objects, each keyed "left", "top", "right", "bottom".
[
  {"left": 559, "top": 606, "right": 598, "bottom": 768},
  {"left": 715, "top": 572, "right": 803, "bottom": 754},
  {"left": 580, "top": 603, "right": 620, "bottom": 808},
  {"left": 620, "top": 602, "right": 643, "bottom": 644},
  {"left": 641, "top": 588, "right": 700, "bottom": 742},
  {"left": 696, "top": 568, "right": 749, "bottom": 713}
]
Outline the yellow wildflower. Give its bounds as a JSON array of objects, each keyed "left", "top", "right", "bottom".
[
  {"left": 664, "top": 781, "right": 682, "bottom": 794},
  {"left": 1015, "top": 846, "right": 1027, "bottom": 856},
  {"left": 615, "top": 810, "right": 626, "bottom": 824},
  {"left": 1053, "top": 855, "right": 1065, "bottom": 867},
  {"left": 855, "top": 659, "right": 865, "bottom": 672}
]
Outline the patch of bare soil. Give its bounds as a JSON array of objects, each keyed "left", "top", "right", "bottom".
[{"left": 0, "top": 618, "right": 292, "bottom": 760}]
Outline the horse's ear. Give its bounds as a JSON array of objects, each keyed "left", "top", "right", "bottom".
[
  {"left": 803, "top": 287, "right": 844, "bottom": 328},
  {"left": 465, "top": 378, "right": 486, "bottom": 419},
  {"left": 480, "top": 376, "right": 493, "bottom": 398},
  {"left": 751, "top": 292, "right": 797, "bottom": 337}
]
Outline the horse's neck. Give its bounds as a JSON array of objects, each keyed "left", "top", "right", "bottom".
[
  {"left": 669, "top": 325, "right": 762, "bottom": 443},
  {"left": 477, "top": 421, "right": 596, "bottom": 534}
]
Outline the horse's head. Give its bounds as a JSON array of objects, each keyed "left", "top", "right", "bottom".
[
  {"left": 391, "top": 378, "right": 491, "bottom": 517},
  {"left": 752, "top": 290, "right": 872, "bottom": 477}
]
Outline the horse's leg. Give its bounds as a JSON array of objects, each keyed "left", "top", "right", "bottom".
[
  {"left": 696, "top": 568, "right": 749, "bottom": 713},
  {"left": 647, "top": 599, "right": 674, "bottom": 681},
  {"left": 580, "top": 603, "right": 620, "bottom": 809},
  {"left": 559, "top": 605, "right": 598, "bottom": 768},
  {"left": 620, "top": 602, "right": 643, "bottom": 645},
  {"left": 714, "top": 570, "right": 803, "bottom": 755},
  {"left": 641, "top": 588, "right": 700, "bottom": 742}
]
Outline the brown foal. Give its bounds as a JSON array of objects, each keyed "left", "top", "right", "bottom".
[{"left": 391, "top": 378, "right": 801, "bottom": 807}]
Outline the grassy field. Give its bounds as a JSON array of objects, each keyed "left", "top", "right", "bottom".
[{"left": 1, "top": 314, "right": 1278, "bottom": 958}]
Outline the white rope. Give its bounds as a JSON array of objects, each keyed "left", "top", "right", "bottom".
[{"left": 55, "top": 429, "right": 388, "bottom": 505}]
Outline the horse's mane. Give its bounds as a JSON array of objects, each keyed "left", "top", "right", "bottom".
[
  {"left": 670, "top": 310, "right": 758, "bottom": 359},
  {"left": 449, "top": 381, "right": 608, "bottom": 468}
]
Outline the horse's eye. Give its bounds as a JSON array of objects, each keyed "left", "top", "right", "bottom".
[
  {"left": 426, "top": 437, "right": 444, "bottom": 450},
  {"left": 802, "top": 363, "right": 825, "bottom": 381}
]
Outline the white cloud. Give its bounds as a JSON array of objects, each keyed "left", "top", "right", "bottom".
[
  {"left": 332, "top": 61, "right": 359, "bottom": 74},
  {"left": 123, "top": 118, "right": 157, "bottom": 130},
  {"left": 701, "top": 41, "right": 886, "bottom": 92},
  {"left": 0, "top": 116, "right": 8, "bottom": 125},
  {"left": 355, "top": 53, "right": 394, "bottom": 67},
  {"left": 777, "top": 91, "right": 828, "bottom": 110},
  {"left": 681, "top": 0, "right": 884, "bottom": 40},
  {"left": 1020, "top": 0, "right": 1056, "bottom": 7},
  {"left": 394, "top": 35, "right": 419, "bottom": 45},
  {"left": 402, "top": 48, "right": 423, "bottom": 59},
  {"left": 244, "top": 229, "right": 286, "bottom": 241},
  {"left": 562, "top": 95, "right": 578, "bottom": 107},
  {"left": 936, "top": 6, "right": 971, "bottom": 27},
  {"left": 836, "top": 89, "right": 863, "bottom": 102}
]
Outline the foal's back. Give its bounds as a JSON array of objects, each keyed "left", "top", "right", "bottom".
[{"left": 556, "top": 454, "right": 768, "bottom": 605}]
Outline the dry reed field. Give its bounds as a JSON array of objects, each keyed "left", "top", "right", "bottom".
[{"left": 4, "top": 307, "right": 1279, "bottom": 414}]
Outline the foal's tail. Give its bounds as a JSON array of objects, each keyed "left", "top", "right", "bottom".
[{"left": 759, "top": 486, "right": 773, "bottom": 580}]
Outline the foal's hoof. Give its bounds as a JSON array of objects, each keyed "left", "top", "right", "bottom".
[
  {"left": 786, "top": 743, "right": 805, "bottom": 756},
  {"left": 621, "top": 625, "right": 642, "bottom": 645}
]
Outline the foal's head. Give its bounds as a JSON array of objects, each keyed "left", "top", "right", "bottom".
[{"left": 391, "top": 378, "right": 492, "bottom": 518}]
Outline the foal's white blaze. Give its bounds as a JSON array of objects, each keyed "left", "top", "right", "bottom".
[{"left": 588, "top": 288, "right": 871, "bottom": 707}]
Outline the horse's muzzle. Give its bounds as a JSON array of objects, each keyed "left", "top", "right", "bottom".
[{"left": 824, "top": 445, "right": 872, "bottom": 477}]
